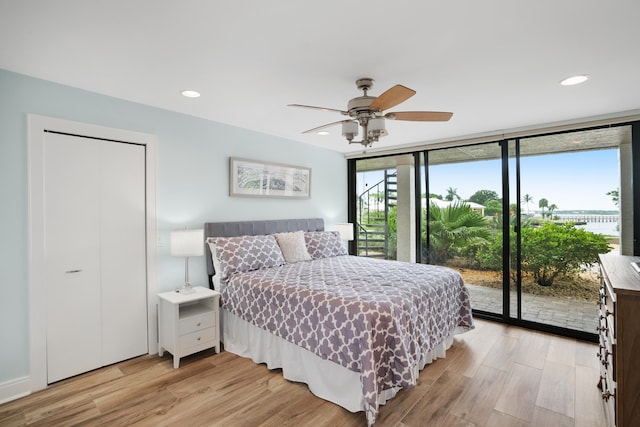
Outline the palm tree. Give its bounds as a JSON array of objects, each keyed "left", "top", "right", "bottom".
[
  {"left": 523, "top": 194, "right": 533, "bottom": 214},
  {"left": 427, "top": 201, "right": 490, "bottom": 264},
  {"left": 607, "top": 188, "right": 619, "bottom": 206},
  {"left": 548, "top": 203, "right": 558, "bottom": 219},
  {"left": 538, "top": 198, "right": 548, "bottom": 218},
  {"left": 445, "top": 187, "right": 460, "bottom": 201}
]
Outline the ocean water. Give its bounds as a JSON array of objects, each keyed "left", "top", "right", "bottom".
[{"left": 578, "top": 221, "right": 619, "bottom": 236}]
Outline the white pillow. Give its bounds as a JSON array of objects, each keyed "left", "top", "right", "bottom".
[{"left": 274, "top": 231, "right": 312, "bottom": 263}]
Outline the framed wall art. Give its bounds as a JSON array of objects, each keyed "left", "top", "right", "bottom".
[{"left": 229, "top": 157, "right": 311, "bottom": 198}]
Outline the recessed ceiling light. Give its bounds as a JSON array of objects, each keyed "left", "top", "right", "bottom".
[
  {"left": 560, "top": 75, "right": 590, "bottom": 86},
  {"left": 181, "top": 90, "right": 201, "bottom": 98},
  {"left": 317, "top": 131, "right": 330, "bottom": 135}
]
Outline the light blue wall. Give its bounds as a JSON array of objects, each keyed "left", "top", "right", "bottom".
[{"left": 0, "top": 69, "right": 347, "bottom": 387}]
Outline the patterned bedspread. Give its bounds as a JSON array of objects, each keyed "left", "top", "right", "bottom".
[{"left": 221, "top": 255, "right": 474, "bottom": 425}]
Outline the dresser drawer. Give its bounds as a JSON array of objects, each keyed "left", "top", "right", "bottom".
[
  {"left": 599, "top": 374, "right": 616, "bottom": 422},
  {"left": 598, "top": 332, "right": 616, "bottom": 381},
  {"left": 179, "top": 312, "right": 215, "bottom": 334}
]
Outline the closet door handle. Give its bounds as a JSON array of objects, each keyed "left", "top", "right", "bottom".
[{"left": 65, "top": 269, "right": 82, "bottom": 274}]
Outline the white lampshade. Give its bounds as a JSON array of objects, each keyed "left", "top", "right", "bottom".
[
  {"left": 368, "top": 117, "right": 386, "bottom": 134},
  {"left": 341, "top": 121, "right": 359, "bottom": 138},
  {"left": 334, "top": 223, "right": 354, "bottom": 241},
  {"left": 170, "top": 229, "right": 204, "bottom": 257}
]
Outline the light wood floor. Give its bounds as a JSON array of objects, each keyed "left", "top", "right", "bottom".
[{"left": 0, "top": 319, "right": 611, "bottom": 426}]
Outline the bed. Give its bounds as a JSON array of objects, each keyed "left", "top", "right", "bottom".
[{"left": 205, "top": 218, "right": 473, "bottom": 426}]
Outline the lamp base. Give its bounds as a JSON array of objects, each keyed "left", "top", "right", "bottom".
[{"left": 178, "top": 283, "right": 196, "bottom": 294}]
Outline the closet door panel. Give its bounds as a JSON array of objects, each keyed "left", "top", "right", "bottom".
[
  {"left": 44, "top": 133, "right": 102, "bottom": 383},
  {"left": 100, "top": 142, "right": 148, "bottom": 364}
]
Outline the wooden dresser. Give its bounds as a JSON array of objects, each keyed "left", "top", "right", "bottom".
[{"left": 598, "top": 253, "right": 640, "bottom": 426}]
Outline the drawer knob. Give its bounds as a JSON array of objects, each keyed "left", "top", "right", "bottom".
[
  {"left": 597, "top": 326, "right": 608, "bottom": 333},
  {"left": 602, "top": 390, "right": 615, "bottom": 401},
  {"left": 597, "top": 346, "right": 611, "bottom": 356},
  {"left": 197, "top": 336, "right": 201, "bottom": 341},
  {"left": 197, "top": 322, "right": 201, "bottom": 327}
]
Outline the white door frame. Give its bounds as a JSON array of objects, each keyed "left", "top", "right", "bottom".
[{"left": 27, "top": 114, "right": 158, "bottom": 392}]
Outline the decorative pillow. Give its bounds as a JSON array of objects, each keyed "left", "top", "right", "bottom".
[
  {"left": 213, "top": 235, "right": 285, "bottom": 283},
  {"left": 304, "top": 231, "right": 348, "bottom": 259},
  {"left": 206, "top": 238, "right": 222, "bottom": 290},
  {"left": 273, "top": 231, "right": 312, "bottom": 263}
]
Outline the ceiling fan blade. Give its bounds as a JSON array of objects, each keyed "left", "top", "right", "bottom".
[
  {"left": 368, "top": 85, "right": 416, "bottom": 111},
  {"left": 385, "top": 111, "right": 453, "bottom": 121},
  {"left": 288, "top": 104, "right": 348, "bottom": 115},
  {"left": 302, "top": 120, "right": 354, "bottom": 134}
]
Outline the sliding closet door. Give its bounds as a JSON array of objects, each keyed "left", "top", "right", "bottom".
[{"left": 44, "top": 132, "right": 147, "bottom": 383}]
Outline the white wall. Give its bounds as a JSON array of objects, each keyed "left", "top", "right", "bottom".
[{"left": 0, "top": 69, "right": 347, "bottom": 396}]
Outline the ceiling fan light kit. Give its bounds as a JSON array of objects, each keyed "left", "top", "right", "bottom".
[
  {"left": 289, "top": 77, "right": 453, "bottom": 147},
  {"left": 341, "top": 121, "right": 358, "bottom": 141}
]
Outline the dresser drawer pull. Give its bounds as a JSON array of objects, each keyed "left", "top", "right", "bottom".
[
  {"left": 602, "top": 390, "right": 615, "bottom": 401},
  {"left": 598, "top": 289, "right": 606, "bottom": 303},
  {"left": 598, "top": 348, "right": 611, "bottom": 357},
  {"left": 597, "top": 325, "right": 608, "bottom": 333}
]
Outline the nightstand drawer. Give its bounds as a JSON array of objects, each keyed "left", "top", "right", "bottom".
[
  {"left": 179, "top": 327, "right": 216, "bottom": 350},
  {"left": 179, "top": 312, "right": 215, "bottom": 334}
]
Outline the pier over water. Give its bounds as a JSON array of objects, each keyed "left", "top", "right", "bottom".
[{"left": 555, "top": 214, "right": 619, "bottom": 224}]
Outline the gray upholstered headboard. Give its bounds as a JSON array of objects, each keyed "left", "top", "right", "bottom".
[{"left": 204, "top": 218, "right": 324, "bottom": 288}]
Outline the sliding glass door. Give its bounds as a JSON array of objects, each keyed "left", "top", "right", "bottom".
[
  {"left": 509, "top": 129, "right": 625, "bottom": 334},
  {"left": 351, "top": 124, "right": 631, "bottom": 338},
  {"left": 425, "top": 144, "right": 504, "bottom": 316},
  {"left": 428, "top": 127, "right": 625, "bottom": 336}
]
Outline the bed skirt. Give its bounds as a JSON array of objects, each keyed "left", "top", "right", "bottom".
[{"left": 221, "top": 309, "right": 454, "bottom": 414}]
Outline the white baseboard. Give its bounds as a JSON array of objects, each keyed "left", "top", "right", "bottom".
[{"left": 0, "top": 376, "right": 31, "bottom": 405}]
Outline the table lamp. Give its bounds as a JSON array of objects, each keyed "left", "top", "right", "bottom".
[{"left": 170, "top": 228, "right": 204, "bottom": 294}]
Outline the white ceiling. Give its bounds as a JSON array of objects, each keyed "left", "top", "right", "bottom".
[{"left": 2, "top": 0, "right": 639, "bottom": 155}]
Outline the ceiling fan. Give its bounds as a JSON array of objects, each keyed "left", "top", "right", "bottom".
[{"left": 288, "top": 77, "right": 453, "bottom": 147}]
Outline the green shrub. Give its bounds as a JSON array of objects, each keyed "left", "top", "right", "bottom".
[
  {"left": 521, "top": 222, "right": 610, "bottom": 286},
  {"left": 475, "top": 218, "right": 609, "bottom": 286}
]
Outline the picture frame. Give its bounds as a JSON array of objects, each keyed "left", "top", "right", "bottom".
[{"left": 229, "top": 157, "right": 311, "bottom": 198}]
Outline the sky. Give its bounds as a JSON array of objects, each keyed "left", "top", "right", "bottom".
[{"left": 358, "top": 148, "right": 620, "bottom": 212}]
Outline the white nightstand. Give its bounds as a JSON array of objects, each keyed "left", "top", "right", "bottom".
[{"left": 158, "top": 286, "right": 221, "bottom": 368}]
